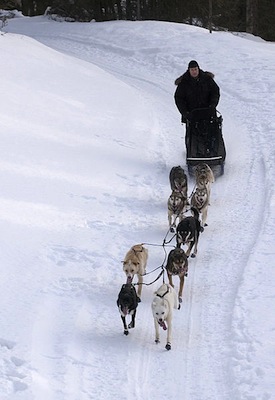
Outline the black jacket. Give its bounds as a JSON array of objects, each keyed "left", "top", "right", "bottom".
[{"left": 174, "top": 70, "right": 220, "bottom": 122}]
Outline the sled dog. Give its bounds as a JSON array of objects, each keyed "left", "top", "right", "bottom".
[
  {"left": 194, "top": 162, "right": 215, "bottom": 201},
  {"left": 176, "top": 207, "right": 203, "bottom": 258},
  {"left": 166, "top": 247, "right": 188, "bottom": 306},
  {"left": 151, "top": 283, "right": 178, "bottom": 350},
  {"left": 117, "top": 283, "right": 139, "bottom": 335},
  {"left": 122, "top": 244, "right": 148, "bottom": 301},
  {"left": 167, "top": 190, "right": 187, "bottom": 232},
  {"left": 191, "top": 187, "right": 209, "bottom": 227},
  {"left": 169, "top": 165, "right": 188, "bottom": 199}
]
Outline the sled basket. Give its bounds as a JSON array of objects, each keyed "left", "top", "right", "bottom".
[{"left": 185, "top": 108, "right": 226, "bottom": 172}]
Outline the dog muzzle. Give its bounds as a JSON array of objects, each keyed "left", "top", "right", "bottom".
[
  {"left": 171, "top": 264, "right": 185, "bottom": 275},
  {"left": 171, "top": 267, "right": 180, "bottom": 275},
  {"left": 127, "top": 276, "right": 133, "bottom": 284},
  {"left": 158, "top": 320, "right": 167, "bottom": 330}
]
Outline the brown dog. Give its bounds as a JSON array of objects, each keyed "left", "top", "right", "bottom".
[
  {"left": 191, "top": 187, "right": 209, "bottom": 227},
  {"left": 165, "top": 247, "right": 188, "bottom": 307},
  {"left": 122, "top": 244, "right": 148, "bottom": 301},
  {"left": 169, "top": 165, "right": 188, "bottom": 199}
]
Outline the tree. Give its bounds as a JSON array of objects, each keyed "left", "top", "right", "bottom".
[
  {"left": 258, "top": 0, "right": 275, "bottom": 40},
  {"left": 0, "top": 0, "right": 22, "bottom": 9},
  {"left": 9, "top": 0, "right": 274, "bottom": 41},
  {"left": 246, "top": 0, "right": 258, "bottom": 34}
]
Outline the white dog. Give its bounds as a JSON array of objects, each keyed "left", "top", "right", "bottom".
[
  {"left": 151, "top": 283, "right": 178, "bottom": 350},
  {"left": 122, "top": 244, "right": 148, "bottom": 301}
]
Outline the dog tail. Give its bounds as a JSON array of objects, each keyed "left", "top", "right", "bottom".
[{"left": 190, "top": 206, "right": 200, "bottom": 219}]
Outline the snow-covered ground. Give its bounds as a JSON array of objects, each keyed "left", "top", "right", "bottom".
[{"left": 1, "top": 14, "right": 275, "bottom": 400}]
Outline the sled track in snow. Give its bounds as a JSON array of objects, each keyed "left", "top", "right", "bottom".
[{"left": 8, "top": 22, "right": 270, "bottom": 399}]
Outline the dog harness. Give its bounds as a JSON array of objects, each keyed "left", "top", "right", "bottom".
[{"left": 156, "top": 285, "right": 170, "bottom": 299}]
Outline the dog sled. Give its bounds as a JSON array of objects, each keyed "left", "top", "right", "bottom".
[{"left": 185, "top": 108, "right": 226, "bottom": 176}]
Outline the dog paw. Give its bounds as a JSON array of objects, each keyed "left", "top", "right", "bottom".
[
  {"left": 128, "top": 322, "right": 134, "bottom": 329},
  {"left": 165, "top": 343, "right": 171, "bottom": 351},
  {"left": 191, "top": 254, "right": 196, "bottom": 258},
  {"left": 200, "top": 227, "right": 205, "bottom": 232},
  {"left": 124, "top": 330, "right": 129, "bottom": 336},
  {"left": 137, "top": 297, "right": 141, "bottom": 303}
]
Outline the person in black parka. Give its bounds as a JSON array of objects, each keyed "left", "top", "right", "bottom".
[{"left": 174, "top": 60, "right": 220, "bottom": 124}]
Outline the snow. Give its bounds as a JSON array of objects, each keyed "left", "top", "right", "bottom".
[{"left": 1, "top": 14, "right": 275, "bottom": 400}]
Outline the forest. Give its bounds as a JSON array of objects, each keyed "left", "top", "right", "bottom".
[{"left": 1, "top": 0, "right": 274, "bottom": 41}]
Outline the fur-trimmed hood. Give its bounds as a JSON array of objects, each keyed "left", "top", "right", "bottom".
[{"left": 175, "top": 70, "right": 215, "bottom": 85}]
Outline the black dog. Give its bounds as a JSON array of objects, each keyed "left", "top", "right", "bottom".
[
  {"left": 176, "top": 207, "right": 203, "bottom": 258},
  {"left": 117, "top": 283, "right": 139, "bottom": 335},
  {"left": 166, "top": 247, "right": 188, "bottom": 307}
]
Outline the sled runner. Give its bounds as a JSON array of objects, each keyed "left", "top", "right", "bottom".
[{"left": 185, "top": 108, "right": 226, "bottom": 176}]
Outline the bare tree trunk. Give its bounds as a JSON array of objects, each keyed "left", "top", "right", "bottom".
[
  {"left": 22, "top": 0, "right": 35, "bottom": 16},
  {"left": 125, "top": 0, "right": 132, "bottom": 19},
  {"left": 94, "top": 0, "right": 103, "bottom": 21},
  {"left": 136, "top": 0, "right": 140, "bottom": 20},
  {"left": 116, "top": 0, "right": 123, "bottom": 19},
  {"left": 209, "top": 0, "right": 212, "bottom": 33},
  {"left": 246, "top": 0, "right": 258, "bottom": 34}
]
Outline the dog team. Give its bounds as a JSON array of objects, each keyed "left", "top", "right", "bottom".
[{"left": 117, "top": 162, "right": 215, "bottom": 350}]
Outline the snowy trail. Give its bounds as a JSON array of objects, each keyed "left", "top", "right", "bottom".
[{"left": 5, "top": 17, "right": 275, "bottom": 400}]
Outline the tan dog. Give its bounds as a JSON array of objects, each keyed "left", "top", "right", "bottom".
[
  {"left": 122, "top": 244, "right": 148, "bottom": 301},
  {"left": 165, "top": 247, "right": 188, "bottom": 307},
  {"left": 167, "top": 190, "right": 187, "bottom": 232},
  {"left": 194, "top": 162, "right": 215, "bottom": 202}
]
